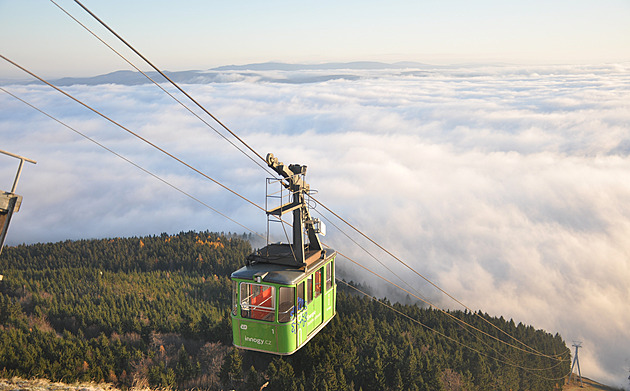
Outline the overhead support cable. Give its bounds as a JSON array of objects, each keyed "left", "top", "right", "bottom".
[
  {"left": 9, "top": 1, "right": 570, "bottom": 365},
  {"left": 49, "top": 0, "right": 276, "bottom": 178},
  {"left": 318, "top": 211, "right": 567, "bottom": 365},
  {"left": 2, "top": 70, "right": 566, "bottom": 369},
  {"left": 337, "top": 279, "right": 571, "bottom": 381},
  {"left": 62, "top": 3, "right": 557, "bottom": 360},
  {"left": 0, "top": 54, "right": 264, "bottom": 214},
  {"left": 6, "top": 48, "right": 563, "bottom": 363},
  {"left": 0, "top": 86, "right": 264, "bottom": 241},
  {"left": 72, "top": 0, "right": 269, "bottom": 166},
  {"left": 336, "top": 250, "right": 567, "bottom": 363},
  {"left": 316, "top": 210, "right": 431, "bottom": 303},
  {"left": 312, "top": 195, "right": 566, "bottom": 360}
]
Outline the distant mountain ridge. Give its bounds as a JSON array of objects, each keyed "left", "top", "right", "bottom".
[
  {"left": 212, "top": 61, "right": 428, "bottom": 71},
  {"left": 2, "top": 61, "right": 430, "bottom": 86}
]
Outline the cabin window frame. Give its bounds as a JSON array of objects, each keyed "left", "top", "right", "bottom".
[
  {"left": 297, "top": 281, "right": 306, "bottom": 312},
  {"left": 307, "top": 274, "right": 314, "bottom": 304},
  {"left": 314, "top": 268, "right": 322, "bottom": 299},
  {"left": 325, "top": 261, "right": 334, "bottom": 291},
  {"left": 278, "top": 286, "right": 295, "bottom": 323},
  {"left": 231, "top": 280, "right": 238, "bottom": 316},
  {"left": 240, "top": 282, "right": 276, "bottom": 322}
]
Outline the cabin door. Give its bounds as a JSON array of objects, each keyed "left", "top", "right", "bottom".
[
  {"left": 296, "top": 281, "right": 308, "bottom": 346},
  {"left": 307, "top": 270, "right": 323, "bottom": 334}
]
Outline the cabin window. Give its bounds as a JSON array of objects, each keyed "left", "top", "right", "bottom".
[
  {"left": 314, "top": 269, "right": 322, "bottom": 299},
  {"left": 307, "top": 274, "right": 314, "bottom": 304},
  {"left": 278, "top": 286, "right": 295, "bottom": 323},
  {"left": 325, "top": 261, "right": 333, "bottom": 290},
  {"left": 240, "top": 283, "right": 275, "bottom": 322},
  {"left": 297, "top": 282, "right": 305, "bottom": 312},
  {"left": 231, "top": 280, "right": 238, "bottom": 316}
]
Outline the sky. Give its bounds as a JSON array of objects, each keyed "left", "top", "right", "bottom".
[
  {"left": 2, "top": 0, "right": 630, "bottom": 388},
  {"left": 1, "top": 0, "right": 630, "bottom": 79}
]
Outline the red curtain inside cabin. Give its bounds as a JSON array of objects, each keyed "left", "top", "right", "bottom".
[
  {"left": 315, "top": 270, "right": 322, "bottom": 297},
  {"left": 251, "top": 286, "right": 273, "bottom": 320}
]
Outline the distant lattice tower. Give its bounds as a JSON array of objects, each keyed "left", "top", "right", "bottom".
[
  {"left": 568, "top": 341, "right": 583, "bottom": 387},
  {"left": 0, "top": 149, "right": 36, "bottom": 256}
]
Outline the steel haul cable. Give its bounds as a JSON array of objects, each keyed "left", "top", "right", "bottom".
[
  {"left": 336, "top": 250, "right": 568, "bottom": 367},
  {"left": 337, "top": 279, "right": 571, "bottom": 382},
  {"left": 1, "top": 50, "right": 567, "bottom": 365},
  {"left": 0, "top": 78, "right": 567, "bottom": 373},
  {"left": 62, "top": 3, "right": 566, "bottom": 361},
  {"left": 0, "top": 86, "right": 264, "bottom": 240},
  {"left": 72, "top": 0, "right": 268, "bottom": 166},
  {"left": 316, "top": 212, "right": 568, "bottom": 366},
  {"left": 0, "top": 54, "right": 264, "bottom": 214},
  {"left": 49, "top": 0, "right": 276, "bottom": 178},
  {"left": 3, "top": 4, "right": 570, "bottom": 364},
  {"left": 312, "top": 195, "right": 567, "bottom": 360}
]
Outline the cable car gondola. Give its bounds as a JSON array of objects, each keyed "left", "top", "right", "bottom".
[{"left": 230, "top": 153, "right": 336, "bottom": 355}]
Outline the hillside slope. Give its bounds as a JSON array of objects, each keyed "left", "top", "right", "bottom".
[
  {"left": 1, "top": 231, "right": 571, "bottom": 390},
  {"left": 564, "top": 376, "right": 625, "bottom": 391},
  {"left": 0, "top": 377, "right": 118, "bottom": 391}
]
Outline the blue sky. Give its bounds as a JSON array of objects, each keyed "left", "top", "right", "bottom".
[{"left": 1, "top": 0, "right": 630, "bottom": 79}]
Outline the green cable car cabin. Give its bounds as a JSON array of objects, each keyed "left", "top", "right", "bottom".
[{"left": 231, "top": 153, "right": 336, "bottom": 355}]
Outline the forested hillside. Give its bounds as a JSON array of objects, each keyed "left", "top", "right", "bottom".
[{"left": 0, "top": 231, "right": 570, "bottom": 390}]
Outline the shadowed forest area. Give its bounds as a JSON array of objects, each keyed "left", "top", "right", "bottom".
[{"left": 0, "top": 231, "right": 570, "bottom": 390}]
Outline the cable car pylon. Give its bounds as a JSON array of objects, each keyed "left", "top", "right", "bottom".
[
  {"left": 0, "top": 149, "right": 36, "bottom": 257},
  {"left": 568, "top": 341, "right": 583, "bottom": 387}
]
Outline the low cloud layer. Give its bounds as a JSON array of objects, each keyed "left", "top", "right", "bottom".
[{"left": 1, "top": 63, "right": 629, "bottom": 387}]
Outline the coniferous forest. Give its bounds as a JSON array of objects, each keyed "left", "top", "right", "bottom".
[{"left": 0, "top": 231, "right": 570, "bottom": 390}]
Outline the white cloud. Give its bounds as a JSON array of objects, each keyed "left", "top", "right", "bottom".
[{"left": 2, "top": 63, "right": 630, "bottom": 387}]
